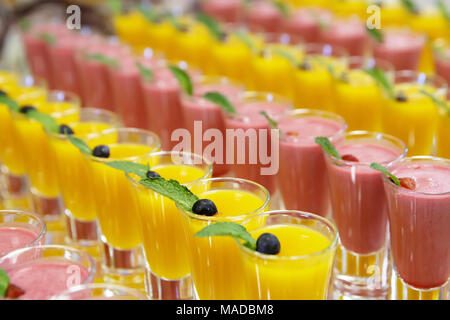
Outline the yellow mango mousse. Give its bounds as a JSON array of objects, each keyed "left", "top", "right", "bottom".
[
  {"left": 49, "top": 113, "right": 120, "bottom": 222},
  {"left": 180, "top": 179, "right": 270, "bottom": 300},
  {"left": 131, "top": 156, "right": 212, "bottom": 281},
  {"left": 85, "top": 129, "right": 160, "bottom": 251},
  {"left": 241, "top": 224, "right": 336, "bottom": 300}
]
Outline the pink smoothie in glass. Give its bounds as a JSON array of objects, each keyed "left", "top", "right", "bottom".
[
  {"left": 277, "top": 111, "right": 346, "bottom": 217},
  {"left": 372, "top": 30, "right": 426, "bottom": 71},
  {"left": 283, "top": 8, "right": 332, "bottom": 44},
  {"left": 433, "top": 48, "right": 450, "bottom": 99},
  {"left": 0, "top": 227, "right": 39, "bottom": 257},
  {"left": 141, "top": 67, "right": 186, "bottom": 150},
  {"left": 77, "top": 41, "right": 130, "bottom": 111},
  {"left": 225, "top": 95, "right": 292, "bottom": 194},
  {"left": 385, "top": 158, "right": 450, "bottom": 289},
  {"left": 201, "top": 0, "right": 244, "bottom": 23},
  {"left": 246, "top": 0, "right": 283, "bottom": 34},
  {"left": 320, "top": 18, "right": 367, "bottom": 57},
  {"left": 181, "top": 80, "right": 244, "bottom": 176},
  {"left": 325, "top": 136, "right": 405, "bottom": 254},
  {"left": 7, "top": 260, "right": 90, "bottom": 300}
]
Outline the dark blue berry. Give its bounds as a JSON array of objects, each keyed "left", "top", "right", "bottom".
[
  {"left": 396, "top": 92, "right": 408, "bottom": 102},
  {"left": 92, "top": 145, "right": 110, "bottom": 158},
  {"left": 146, "top": 170, "right": 160, "bottom": 178},
  {"left": 59, "top": 124, "right": 74, "bottom": 135},
  {"left": 19, "top": 105, "right": 37, "bottom": 114},
  {"left": 298, "top": 61, "right": 312, "bottom": 71},
  {"left": 0, "top": 90, "right": 7, "bottom": 97},
  {"left": 192, "top": 199, "right": 217, "bottom": 216},
  {"left": 256, "top": 233, "right": 280, "bottom": 255}
]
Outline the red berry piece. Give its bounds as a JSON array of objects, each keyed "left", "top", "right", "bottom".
[
  {"left": 6, "top": 284, "right": 25, "bottom": 299},
  {"left": 399, "top": 177, "right": 416, "bottom": 191},
  {"left": 342, "top": 154, "right": 359, "bottom": 162}
]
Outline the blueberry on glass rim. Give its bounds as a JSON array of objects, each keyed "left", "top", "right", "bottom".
[
  {"left": 256, "top": 233, "right": 280, "bottom": 255},
  {"left": 59, "top": 124, "right": 74, "bottom": 135},
  {"left": 19, "top": 105, "right": 37, "bottom": 114},
  {"left": 395, "top": 91, "right": 408, "bottom": 102},
  {"left": 92, "top": 145, "right": 110, "bottom": 158},
  {"left": 146, "top": 170, "right": 161, "bottom": 178},
  {"left": 192, "top": 199, "right": 217, "bottom": 216}
]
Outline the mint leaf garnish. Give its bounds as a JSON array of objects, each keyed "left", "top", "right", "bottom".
[
  {"left": 420, "top": 89, "right": 450, "bottom": 115},
  {"left": 85, "top": 53, "right": 119, "bottom": 68},
  {"left": 39, "top": 33, "right": 56, "bottom": 46},
  {"left": 195, "top": 222, "right": 257, "bottom": 250},
  {"left": 67, "top": 134, "right": 93, "bottom": 155},
  {"left": 195, "top": 13, "right": 223, "bottom": 41},
  {"left": 366, "top": 26, "right": 383, "bottom": 43},
  {"left": 272, "top": 1, "right": 290, "bottom": 18},
  {"left": 401, "top": 0, "right": 418, "bottom": 14},
  {"left": 0, "top": 268, "right": 9, "bottom": 298},
  {"left": 0, "top": 95, "right": 20, "bottom": 112},
  {"left": 315, "top": 136, "right": 341, "bottom": 159},
  {"left": 169, "top": 65, "right": 193, "bottom": 95},
  {"left": 370, "top": 163, "right": 401, "bottom": 186},
  {"left": 314, "top": 56, "right": 335, "bottom": 77},
  {"left": 260, "top": 111, "right": 279, "bottom": 129},
  {"left": 363, "top": 67, "right": 395, "bottom": 99},
  {"left": 105, "top": 161, "right": 149, "bottom": 179},
  {"left": 26, "top": 109, "right": 59, "bottom": 134},
  {"left": 139, "top": 177, "right": 199, "bottom": 212},
  {"left": 437, "top": 0, "right": 450, "bottom": 22},
  {"left": 19, "top": 18, "right": 31, "bottom": 32},
  {"left": 136, "top": 61, "right": 153, "bottom": 82},
  {"left": 135, "top": 5, "right": 160, "bottom": 22},
  {"left": 107, "top": 0, "right": 122, "bottom": 15},
  {"left": 271, "top": 48, "right": 297, "bottom": 65},
  {"left": 203, "top": 92, "right": 237, "bottom": 114},
  {"left": 231, "top": 31, "right": 256, "bottom": 52}
]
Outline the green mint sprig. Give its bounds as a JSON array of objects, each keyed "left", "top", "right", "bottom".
[
  {"left": 231, "top": 31, "right": 256, "bottom": 52},
  {"left": 0, "top": 268, "right": 9, "bottom": 298},
  {"left": 260, "top": 111, "right": 279, "bottom": 130},
  {"left": 169, "top": 65, "right": 193, "bottom": 95},
  {"left": 370, "top": 163, "right": 401, "bottom": 186},
  {"left": 105, "top": 161, "right": 149, "bottom": 179},
  {"left": 203, "top": 92, "right": 237, "bottom": 114},
  {"left": 363, "top": 67, "right": 395, "bottom": 99},
  {"left": 315, "top": 136, "right": 341, "bottom": 159},
  {"left": 437, "top": 0, "right": 450, "bottom": 23},
  {"left": 195, "top": 222, "right": 257, "bottom": 250},
  {"left": 136, "top": 61, "right": 153, "bottom": 82},
  {"left": 67, "top": 134, "right": 93, "bottom": 155},
  {"left": 401, "top": 0, "right": 419, "bottom": 14},
  {"left": 366, "top": 26, "right": 384, "bottom": 43},
  {"left": 195, "top": 13, "right": 223, "bottom": 41},
  {"left": 271, "top": 48, "right": 297, "bottom": 65},
  {"left": 135, "top": 5, "right": 160, "bottom": 22},
  {"left": 107, "top": 0, "right": 123, "bottom": 15},
  {"left": 85, "top": 53, "right": 120, "bottom": 68},
  {"left": 26, "top": 109, "right": 59, "bottom": 134},
  {"left": 39, "top": 33, "right": 56, "bottom": 46},
  {"left": 314, "top": 56, "right": 335, "bottom": 78},
  {"left": 272, "top": 1, "right": 290, "bottom": 18},
  {"left": 0, "top": 95, "right": 20, "bottom": 112},
  {"left": 420, "top": 89, "right": 450, "bottom": 115},
  {"left": 18, "top": 18, "right": 31, "bottom": 32}
]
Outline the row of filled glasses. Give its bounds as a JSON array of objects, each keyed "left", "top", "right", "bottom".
[
  {"left": 20, "top": 9, "right": 450, "bottom": 159},
  {"left": 0, "top": 62, "right": 448, "bottom": 300}
]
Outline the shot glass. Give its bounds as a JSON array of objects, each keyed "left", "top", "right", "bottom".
[
  {"left": 0, "top": 245, "right": 96, "bottom": 300},
  {"left": 177, "top": 177, "right": 271, "bottom": 300},
  {"left": 238, "top": 210, "right": 338, "bottom": 300},
  {"left": 276, "top": 109, "right": 347, "bottom": 217},
  {"left": 0, "top": 210, "right": 46, "bottom": 257},
  {"left": 383, "top": 156, "right": 450, "bottom": 300},
  {"left": 128, "top": 151, "right": 212, "bottom": 299},
  {"left": 84, "top": 128, "right": 160, "bottom": 279},
  {"left": 51, "top": 283, "right": 148, "bottom": 300},
  {"left": 47, "top": 108, "right": 121, "bottom": 252},
  {"left": 324, "top": 131, "right": 407, "bottom": 299}
]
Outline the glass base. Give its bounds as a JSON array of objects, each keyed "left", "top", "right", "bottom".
[
  {"left": 390, "top": 269, "right": 449, "bottom": 300},
  {"left": 0, "top": 170, "right": 29, "bottom": 196},
  {"left": 332, "top": 244, "right": 390, "bottom": 300},
  {"left": 65, "top": 209, "right": 99, "bottom": 245},
  {"left": 30, "top": 191, "right": 62, "bottom": 220},
  {"left": 100, "top": 238, "right": 145, "bottom": 274},
  {"left": 145, "top": 269, "right": 193, "bottom": 300}
]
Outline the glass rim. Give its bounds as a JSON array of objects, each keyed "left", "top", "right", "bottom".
[
  {"left": 45, "top": 90, "right": 82, "bottom": 118},
  {"left": 46, "top": 107, "right": 122, "bottom": 140},
  {"left": 49, "top": 283, "right": 148, "bottom": 300},
  {"left": 382, "top": 155, "right": 450, "bottom": 196},
  {"left": 83, "top": 127, "right": 162, "bottom": 163},
  {"left": 237, "top": 210, "right": 339, "bottom": 261},
  {"left": 176, "top": 177, "right": 271, "bottom": 222},
  {"left": 126, "top": 150, "right": 213, "bottom": 188},
  {"left": 0, "top": 209, "right": 47, "bottom": 252},
  {"left": 277, "top": 108, "right": 348, "bottom": 143},
  {"left": 347, "top": 56, "right": 395, "bottom": 73},
  {"left": 323, "top": 130, "right": 408, "bottom": 167},
  {"left": 0, "top": 244, "right": 96, "bottom": 284},
  {"left": 302, "top": 43, "right": 349, "bottom": 59},
  {"left": 181, "top": 75, "right": 246, "bottom": 102}
]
